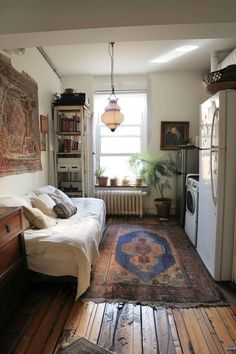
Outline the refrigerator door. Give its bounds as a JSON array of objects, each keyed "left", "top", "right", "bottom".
[
  {"left": 200, "top": 93, "right": 220, "bottom": 149},
  {"left": 197, "top": 149, "right": 218, "bottom": 278}
]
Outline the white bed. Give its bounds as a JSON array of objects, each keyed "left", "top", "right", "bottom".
[
  {"left": 0, "top": 185, "right": 106, "bottom": 299},
  {"left": 24, "top": 196, "right": 106, "bottom": 299}
]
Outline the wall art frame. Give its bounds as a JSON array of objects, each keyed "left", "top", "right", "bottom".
[{"left": 161, "top": 121, "right": 190, "bottom": 150}]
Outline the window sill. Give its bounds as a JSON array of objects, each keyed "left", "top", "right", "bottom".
[{"left": 95, "top": 185, "right": 147, "bottom": 190}]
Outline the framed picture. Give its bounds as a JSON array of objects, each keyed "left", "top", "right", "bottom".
[
  {"left": 40, "top": 114, "right": 49, "bottom": 133},
  {"left": 161, "top": 121, "right": 189, "bottom": 150},
  {"left": 40, "top": 133, "right": 46, "bottom": 151}
]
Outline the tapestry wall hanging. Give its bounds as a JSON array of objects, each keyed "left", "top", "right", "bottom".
[{"left": 0, "top": 54, "right": 42, "bottom": 176}]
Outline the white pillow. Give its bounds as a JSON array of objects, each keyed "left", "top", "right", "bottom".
[
  {"left": 31, "top": 194, "right": 57, "bottom": 218},
  {"left": 0, "top": 196, "right": 32, "bottom": 230},
  {"left": 53, "top": 189, "right": 75, "bottom": 206},
  {"left": 33, "top": 185, "right": 57, "bottom": 196},
  {"left": 23, "top": 206, "right": 57, "bottom": 229}
]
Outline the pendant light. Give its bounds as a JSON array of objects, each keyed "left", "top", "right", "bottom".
[{"left": 101, "top": 42, "right": 124, "bottom": 132}]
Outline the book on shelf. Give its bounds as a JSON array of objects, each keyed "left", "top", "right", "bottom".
[
  {"left": 59, "top": 116, "right": 81, "bottom": 133},
  {"left": 58, "top": 138, "right": 81, "bottom": 153}
]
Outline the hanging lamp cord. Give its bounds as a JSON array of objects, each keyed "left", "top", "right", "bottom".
[{"left": 109, "top": 42, "right": 115, "bottom": 97}]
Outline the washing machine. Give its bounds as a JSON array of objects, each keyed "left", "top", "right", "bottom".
[{"left": 184, "top": 174, "right": 199, "bottom": 246}]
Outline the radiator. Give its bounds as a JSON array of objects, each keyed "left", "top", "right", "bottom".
[{"left": 95, "top": 190, "right": 143, "bottom": 218}]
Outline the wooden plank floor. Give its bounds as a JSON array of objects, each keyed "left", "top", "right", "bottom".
[
  {"left": 0, "top": 216, "right": 236, "bottom": 353},
  {"left": 0, "top": 283, "right": 235, "bottom": 354}
]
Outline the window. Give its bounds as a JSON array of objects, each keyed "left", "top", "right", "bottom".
[{"left": 94, "top": 92, "right": 147, "bottom": 180}]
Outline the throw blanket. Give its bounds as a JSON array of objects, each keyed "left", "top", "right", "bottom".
[{"left": 24, "top": 216, "right": 102, "bottom": 299}]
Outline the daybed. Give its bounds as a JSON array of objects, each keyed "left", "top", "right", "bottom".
[{"left": 0, "top": 185, "right": 106, "bottom": 299}]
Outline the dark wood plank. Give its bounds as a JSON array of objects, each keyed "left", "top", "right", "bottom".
[
  {"left": 53, "top": 300, "right": 85, "bottom": 352},
  {"left": 114, "top": 303, "right": 134, "bottom": 354},
  {"left": 141, "top": 306, "right": 158, "bottom": 354},
  {"left": 166, "top": 309, "right": 182, "bottom": 354},
  {"left": 88, "top": 303, "right": 106, "bottom": 344},
  {"left": 194, "top": 308, "right": 223, "bottom": 354},
  {"left": 42, "top": 294, "right": 74, "bottom": 354},
  {"left": 205, "top": 307, "right": 235, "bottom": 349},
  {"left": 74, "top": 301, "right": 96, "bottom": 339},
  {"left": 98, "top": 302, "right": 120, "bottom": 352},
  {"left": 155, "top": 308, "right": 175, "bottom": 354},
  {"left": 181, "top": 308, "right": 210, "bottom": 354},
  {"left": 172, "top": 309, "right": 192, "bottom": 354},
  {"left": 13, "top": 292, "right": 55, "bottom": 354},
  {"left": 216, "top": 307, "right": 236, "bottom": 344},
  {"left": 199, "top": 308, "right": 225, "bottom": 354},
  {"left": 133, "top": 304, "right": 142, "bottom": 354},
  {"left": 25, "top": 288, "right": 68, "bottom": 354},
  {"left": 84, "top": 303, "right": 98, "bottom": 339}
]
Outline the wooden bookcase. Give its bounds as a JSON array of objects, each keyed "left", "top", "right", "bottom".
[{"left": 53, "top": 105, "right": 93, "bottom": 197}]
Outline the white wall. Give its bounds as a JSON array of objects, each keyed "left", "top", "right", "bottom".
[
  {"left": 0, "top": 48, "right": 61, "bottom": 197},
  {"left": 63, "top": 71, "right": 209, "bottom": 214},
  {"left": 145, "top": 71, "right": 209, "bottom": 213}
]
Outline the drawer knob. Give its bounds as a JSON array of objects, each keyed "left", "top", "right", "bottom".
[{"left": 5, "top": 224, "right": 11, "bottom": 233}]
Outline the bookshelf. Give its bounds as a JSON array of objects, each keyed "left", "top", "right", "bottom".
[{"left": 53, "top": 105, "right": 93, "bottom": 198}]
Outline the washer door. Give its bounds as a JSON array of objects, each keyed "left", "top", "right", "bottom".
[{"left": 186, "top": 189, "right": 195, "bottom": 215}]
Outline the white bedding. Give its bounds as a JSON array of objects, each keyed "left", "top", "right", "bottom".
[{"left": 24, "top": 198, "right": 106, "bottom": 299}]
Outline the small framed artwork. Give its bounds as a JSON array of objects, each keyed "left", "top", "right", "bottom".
[
  {"left": 161, "top": 121, "right": 189, "bottom": 150},
  {"left": 40, "top": 133, "right": 46, "bottom": 151},
  {"left": 40, "top": 114, "right": 49, "bottom": 133}
]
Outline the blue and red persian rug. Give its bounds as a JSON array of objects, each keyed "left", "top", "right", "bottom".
[{"left": 83, "top": 224, "right": 225, "bottom": 306}]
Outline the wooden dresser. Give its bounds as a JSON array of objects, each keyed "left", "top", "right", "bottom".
[{"left": 0, "top": 207, "right": 29, "bottom": 330}]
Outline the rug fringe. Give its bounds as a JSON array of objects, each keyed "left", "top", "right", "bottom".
[{"left": 81, "top": 297, "right": 228, "bottom": 308}]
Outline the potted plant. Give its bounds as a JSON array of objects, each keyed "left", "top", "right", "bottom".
[
  {"left": 110, "top": 176, "right": 119, "bottom": 187},
  {"left": 95, "top": 167, "right": 108, "bottom": 187},
  {"left": 129, "top": 152, "right": 176, "bottom": 218},
  {"left": 122, "top": 176, "right": 130, "bottom": 186},
  {"left": 129, "top": 154, "right": 145, "bottom": 186}
]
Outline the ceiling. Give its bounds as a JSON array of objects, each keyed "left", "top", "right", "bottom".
[
  {"left": 1, "top": 1, "right": 236, "bottom": 77},
  {"left": 42, "top": 38, "right": 236, "bottom": 77}
]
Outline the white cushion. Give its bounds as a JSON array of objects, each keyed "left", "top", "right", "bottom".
[
  {"left": 0, "top": 196, "right": 32, "bottom": 230},
  {"left": 23, "top": 206, "right": 57, "bottom": 229},
  {"left": 53, "top": 189, "right": 75, "bottom": 206},
  {"left": 31, "top": 194, "right": 57, "bottom": 218},
  {"left": 33, "top": 185, "right": 57, "bottom": 196}
]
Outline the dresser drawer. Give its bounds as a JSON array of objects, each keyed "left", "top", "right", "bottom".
[
  {"left": 0, "top": 235, "right": 23, "bottom": 276},
  {"left": 0, "top": 210, "right": 22, "bottom": 246}
]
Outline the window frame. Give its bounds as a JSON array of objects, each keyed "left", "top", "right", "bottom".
[{"left": 94, "top": 91, "right": 147, "bottom": 179}]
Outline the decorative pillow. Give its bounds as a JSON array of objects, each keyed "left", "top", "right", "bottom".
[
  {"left": 53, "top": 189, "right": 75, "bottom": 206},
  {"left": 53, "top": 202, "right": 77, "bottom": 219},
  {"left": 31, "top": 194, "right": 57, "bottom": 218},
  {"left": 22, "top": 206, "right": 57, "bottom": 229},
  {"left": 48, "top": 192, "right": 64, "bottom": 204},
  {"left": 32, "top": 185, "right": 56, "bottom": 196},
  {"left": 0, "top": 196, "right": 32, "bottom": 230}
]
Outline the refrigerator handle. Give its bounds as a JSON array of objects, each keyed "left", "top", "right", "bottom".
[
  {"left": 210, "top": 107, "right": 219, "bottom": 149},
  {"left": 210, "top": 150, "right": 217, "bottom": 207}
]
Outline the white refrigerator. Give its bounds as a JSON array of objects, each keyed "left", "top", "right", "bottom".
[{"left": 197, "top": 90, "right": 236, "bottom": 281}]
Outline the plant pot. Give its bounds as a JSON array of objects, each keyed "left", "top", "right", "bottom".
[
  {"left": 136, "top": 178, "right": 144, "bottom": 186},
  {"left": 97, "top": 176, "right": 108, "bottom": 187},
  {"left": 110, "top": 178, "right": 118, "bottom": 187},
  {"left": 122, "top": 178, "right": 130, "bottom": 186},
  {"left": 154, "top": 198, "right": 171, "bottom": 219}
]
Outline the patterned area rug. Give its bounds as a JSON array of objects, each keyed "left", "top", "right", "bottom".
[
  {"left": 59, "top": 337, "right": 112, "bottom": 353},
  {"left": 82, "top": 224, "right": 226, "bottom": 306}
]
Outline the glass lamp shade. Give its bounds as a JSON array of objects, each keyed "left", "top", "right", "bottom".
[{"left": 101, "top": 99, "right": 124, "bottom": 132}]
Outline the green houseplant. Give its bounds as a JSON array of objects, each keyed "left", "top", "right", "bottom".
[
  {"left": 95, "top": 167, "right": 108, "bottom": 187},
  {"left": 129, "top": 152, "right": 176, "bottom": 218}
]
